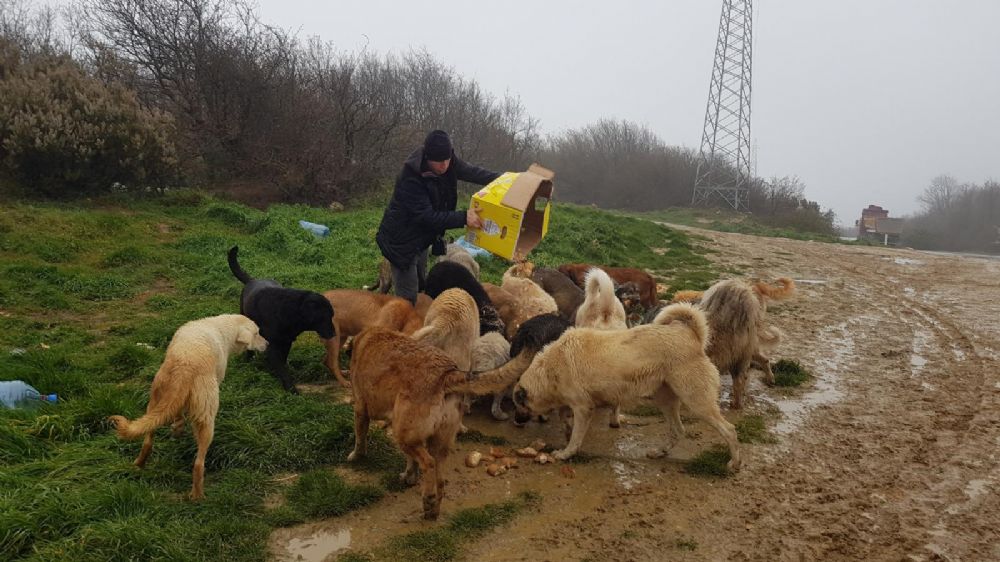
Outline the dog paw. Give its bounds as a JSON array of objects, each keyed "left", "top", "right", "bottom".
[
  {"left": 400, "top": 471, "right": 419, "bottom": 486},
  {"left": 491, "top": 410, "right": 510, "bottom": 421},
  {"left": 645, "top": 448, "right": 667, "bottom": 459},
  {"left": 347, "top": 450, "right": 362, "bottom": 462},
  {"left": 727, "top": 458, "right": 742, "bottom": 472},
  {"left": 551, "top": 448, "right": 574, "bottom": 461}
]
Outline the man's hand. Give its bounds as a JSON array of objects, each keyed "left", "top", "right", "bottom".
[{"left": 466, "top": 207, "right": 483, "bottom": 229}]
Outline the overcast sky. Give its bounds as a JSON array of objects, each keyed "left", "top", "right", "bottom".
[{"left": 253, "top": 1, "right": 997, "bottom": 224}]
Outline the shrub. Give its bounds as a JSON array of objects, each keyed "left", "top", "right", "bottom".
[{"left": 0, "top": 44, "right": 177, "bottom": 197}]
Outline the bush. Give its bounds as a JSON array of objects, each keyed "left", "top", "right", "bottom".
[{"left": 0, "top": 43, "right": 177, "bottom": 197}]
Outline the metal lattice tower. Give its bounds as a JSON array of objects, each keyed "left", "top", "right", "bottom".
[{"left": 692, "top": 0, "right": 754, "bottom": 212}]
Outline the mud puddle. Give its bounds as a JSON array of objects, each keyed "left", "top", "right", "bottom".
[{"left": 269, "top": 403, "right": 731, "bottom": 561}]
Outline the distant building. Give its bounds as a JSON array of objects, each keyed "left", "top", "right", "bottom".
[{"left": 856, "top": 205, "right": 903, "bottom": 246}]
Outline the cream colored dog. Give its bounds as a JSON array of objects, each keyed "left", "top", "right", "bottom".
[
  {"left": 496, "top": 262, "right": 558, "bottom": 338},
  {"left": 412, "top": 288, "right": 479, "bottom": 372},
  {"left": 109, "top": 314, "right": 268, "bottom": 499},
  {"left": 574, "top": 267, "right": 628, "bottom": 330},
  {"left": 512, "top": 303, "right": 741, "bottom": 472},
  {"left": 574, "top": 267, "right": 628, "bottom": 428}
]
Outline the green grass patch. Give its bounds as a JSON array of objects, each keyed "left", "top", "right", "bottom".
[
  {"left": 772, "top": 359, "right": 811, "bottom": 387},
  {"left": 284, "top": 470, "right": 383, "bottom": 518},
  {"left": 630, "top": 207, "right": 840, "bottom": 243},
  {"left": 683, "top": 445, "right": 732, "bottom": 477},
  {"left": 734, "top": 415, "right": 778, "bottom": 444},
  {"left": 345, "top": 491, "right": 540, "bottom": 562}
]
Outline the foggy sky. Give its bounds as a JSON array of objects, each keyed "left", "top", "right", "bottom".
[{"left": 255, "top": 1, "right": 1000, "bottom": 225}]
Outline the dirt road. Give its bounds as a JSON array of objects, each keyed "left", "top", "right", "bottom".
[{"left": 271, "top": 227, "right": 1000, "bottom": 562}]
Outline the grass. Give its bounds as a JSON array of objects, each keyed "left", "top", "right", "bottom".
[
  {"left": 0, "top": 194, "right": 716, "bottom": 561},
  {"left": 283, "top": 469, "right": 383, "bottom": 519},
  {"left": 682, "top": 445, "right": 732, "bottom": 478},
  {"left": 771, "top": 359, "right": 811, "bottom": 387},
  {"left": 674, "top": 537, "right": 699, "bottom": 551},
  {"left": 628, "top": 206, "right": 841, "bottom": 243},
  {"left": 624, "top": 403, "right": 662, "bottom": 417},
  {"left": 340, "top": 491, "right": 541, "bottom": 562}
]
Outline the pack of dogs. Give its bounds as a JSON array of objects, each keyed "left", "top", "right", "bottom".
[{"left": 108, "top": 244, "right": 795, "bottom": 518}]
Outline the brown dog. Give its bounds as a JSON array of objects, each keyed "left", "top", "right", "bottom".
[
  {"left": 108, "top": 314, "right": 268, "bottom": 499},
  {"left": 558, "top": 263, "right": 658, "bottom": 308},
  {"left": 347, "top": 327, "right": 535, "bottom": 519},
  {"left": 322, "top": 290, "right": 424, "bottom": 387}
]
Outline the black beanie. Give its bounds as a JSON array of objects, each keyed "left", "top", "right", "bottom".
[{"left": 423, "top": 129, "right": 453, "bottom": 161}]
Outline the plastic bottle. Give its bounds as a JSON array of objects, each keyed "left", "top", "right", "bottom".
[
  {"left": 0, "top": 380, "right": 58, "bottom": 409},
  {"left": 298, "top": 220, "right": 330, "bottom": 238}
]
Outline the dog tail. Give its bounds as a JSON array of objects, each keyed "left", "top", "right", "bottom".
[
  {"left": 227, "top": 246, "right": 253, "bottom": 285},
  {"left": 108, "top": 375, "right": 190, "bottom": 440},
  {"left": 651, "top": 302, "right": 710, "bottom": 349},
  {"left": 752, "top": 277, "right": 795, "bottom": 301},
  {"left": 583, "top": 267, "right": 618, "bottom": 317},
  {"left": 444, "top": 351, "right": 534, "bottom": 396},
  {"left": 758, "top": 324, "right": 783, "bottom": 351},
  {"left": 669, "top": 289, "right": 704, "bottom": 304}
]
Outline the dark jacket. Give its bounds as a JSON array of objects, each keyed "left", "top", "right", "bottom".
[{"left": 376, "top": 148, "right": 500, "bottom": 268}]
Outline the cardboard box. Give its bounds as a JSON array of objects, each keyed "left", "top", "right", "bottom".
[{"left": 466, "top": 164, "right": 554, "bottom": 261}]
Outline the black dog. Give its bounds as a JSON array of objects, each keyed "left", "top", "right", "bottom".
[
  {"left": 227, "top": 246, "right": 335, "bottom": 393},
  {"left": 509, "top": 314, "right": 572, "bottom": 426},
  {"left": 424, "top": 261, "right": 505, "bottom": 336}
]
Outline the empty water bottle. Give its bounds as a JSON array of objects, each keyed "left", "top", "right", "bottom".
[
  {"left": 0, "top": 380, "right": 58, "bottom": 409},
  {"left": 298, "top": 220, "right": 330, "bottom": 238}
]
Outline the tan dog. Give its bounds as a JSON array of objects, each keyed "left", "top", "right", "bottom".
[
  {"left": 322, "top": 290, "right": 424, "bottom": 387},
  {"left": 412, "top": 288, "right": 479, "bottom": 426},
  {"left": 574, "top": 267, "right": 628, "bottom": 428},
  {"left": 412, "top": 288, "right": 478, "bottom": 371},
  {"left": 108, "top": 314, "right": 268, "bottom": 499},
  {"left": 575, "top": 268, "right": 628, "bottom": 330},
  {"left": 511, "top": 303, "right": 741, "bottom": 472},
  {"left": 347, "top": 327, "right": 535, "bottom": 519},
  {"left": 698, "top": 277, "right": 795, "bottom": 409}
]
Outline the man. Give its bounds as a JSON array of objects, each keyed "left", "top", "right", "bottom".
[{"left": 376, "top": 130, "right": 501, "bottom": 304}]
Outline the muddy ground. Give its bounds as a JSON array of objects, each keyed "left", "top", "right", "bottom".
[{"left": 270, "top": 226, "right": 1000, "bottom": 562}]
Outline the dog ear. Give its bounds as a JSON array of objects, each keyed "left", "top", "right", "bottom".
[
  {"left": 236, "top": 325, "right": 255, "bottom": 346},
  {"left": 513, "top": 387, "right": 528, "bottom": 407}
]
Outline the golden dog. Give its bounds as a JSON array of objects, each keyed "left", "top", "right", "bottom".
[
  {"left": 108, "top": 314, "right": 268, "bottom": 499},
  {"left": 511, "top": 303, "right": 741, "bottom": 471},
  {"left": 347, "top": 327, "right": 534, "bottom": 519},
  {"left": 322, "top": 289, "right": 424, "bottom": 387}
]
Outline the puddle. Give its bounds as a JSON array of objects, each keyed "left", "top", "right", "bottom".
[
  {"left": 890, "top": 257, "right": 924, "bottom": 266},
  {"left": 794, "top": 279, "right": 827, "bottom": 285},
  {"left": 284, "top": 529, "right": 351, "bottom": 562},
  {"left": 904, "top": 287, "right": 916, "bottom": 296},
  {"left": 772, "top": 321, "right": 853, "bottom": 435}
]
